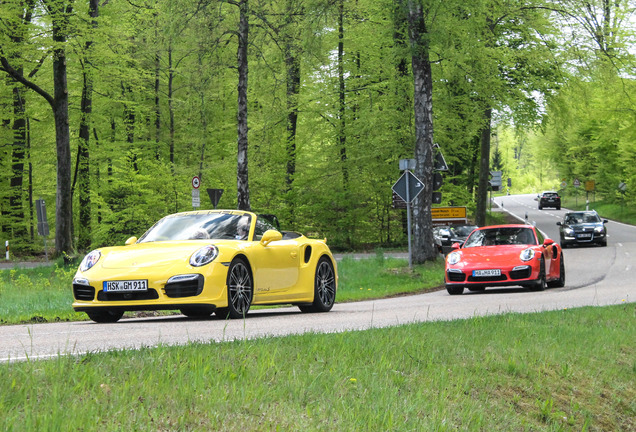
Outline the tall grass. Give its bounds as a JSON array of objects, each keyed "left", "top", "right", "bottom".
[{"left": 1, "top": 304, "right": 633, "bottom": 431}]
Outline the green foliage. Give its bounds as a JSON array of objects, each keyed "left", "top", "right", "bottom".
[{"left": 1, "top": 0, "right": 634, "bottom": 254}]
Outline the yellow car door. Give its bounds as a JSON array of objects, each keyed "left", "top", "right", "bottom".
[{"left": 251, "top": 232, "right": 300, "bottom": 302}]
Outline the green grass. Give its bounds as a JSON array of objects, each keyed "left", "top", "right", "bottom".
[
  {"left": 1, "top": 304, "right": 633, "bottom": 431},
  {"left": 0, "top": 257, "right": 445, "bottom": 325},
  {"left": 561, "top": 195, "right": 636, "bottom": 225}
]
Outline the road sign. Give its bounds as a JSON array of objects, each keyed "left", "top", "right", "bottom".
[
  {"left": 574, "top": 178, "right": 580, "bottom": 188},
  {"left": 192, "top": 176, "right": 200, "bottom": 189},
  {"left": 433, "top": 144, "right": 448, "bottom": 171},
  {"left": 560, "top": 180, "right": 567, "bottom": 189},
  {"left": 192, "top": 189, "right": 200, "bottom": 208},
  {"left": 432, "top": 206, "right": 467, "bottom": 219},
  {"left": 585, "top": 180, "right": 595, "bottom": 191},
  {"left": 207, "top": 188, "right": 224, "bottom": 208},
  {"left": 432, "top": 172, "right": 443, "bottom": 191},
  {"left": 399, "top": 158, "right": 416, "bottom": 171},
  {"left": 392, "top": 192, "right": 407, "bottom": 209},
  {"left": 35, "top": 199, "right": 49, "bottom": 237},
  {"left": 392, "top": 171, "right": 424, "bottom": 203}
]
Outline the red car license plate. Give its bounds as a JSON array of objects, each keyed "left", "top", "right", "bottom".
[{"left": 472, "top": 269, "right": 501, "bottom": 277}]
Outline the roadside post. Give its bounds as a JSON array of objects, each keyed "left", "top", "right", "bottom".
[
  {"left": 5, "top": 241, "right": 8, "bottom": 260},
  {"left": 35, "top": 199, "right": 50, "bottom": 261},
  {"left": 393, "top": 159, "right": 424, "bottom": 269},
  {"left": 192, "top": 176, "right": 201, "bottom": 210}
]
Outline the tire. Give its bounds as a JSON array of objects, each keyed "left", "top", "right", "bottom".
[
  {"left": 299, "top": 257, "right": 337, "bottom": 313},
  {"left": 556, "top": 206, "right": 561, "bottom": 210},
  {"left": 180, "top": 306, "right": 214, "bottom": 319},
  {"left": 216, "top": 257, "right": 253, "bottom": 319},
  {"left": 531, "top": 259, "right": 546, "bottom": 291},
  {"left": 538, "top": 205, "right": 543, "bottom": 210},
  {"left": 86, "top": 309, "right": 124, "bottom": 323},
  {"left": 600, "top": 240, "right": 607, "bottom": 247},
  {"left": 548, "top": 253, "right": 566, "bottom": 288},
  {"left": 446, "top": 285, "right": 464, "bottom": 295}
]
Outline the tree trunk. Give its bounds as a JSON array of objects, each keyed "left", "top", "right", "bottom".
[
  {"left": 76, "top": 0, "right": 99, "bottom": 252},
  {"left": 10, "top": 85, "right": 27, "bottom": 240},
  {"left": 405, "top": 0, "right": 436, "bottom": 263},
  {"left": 475, "top": 107, "right": 492, "bottom": 227},
  {"left": 236, "top": 0, "right": 251, "bottom": 211}
]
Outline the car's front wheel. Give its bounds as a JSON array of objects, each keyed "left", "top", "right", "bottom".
[
  {"left": 216, "top": 257, "right": 253, "bottom": 319},
  {"left": 531, "top": 259, "right": 546, "bottom": 291},
  {"left": 86, "top": 309, "right": 124, "bottom": 323},
  {"left": 299, "top": 257, "right": 336, "bottom": 313},
  {"left": 548, "top": 253, "right": 565, "bottom": 288}
]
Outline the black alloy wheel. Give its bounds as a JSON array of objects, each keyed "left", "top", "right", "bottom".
[
  {"left": 86, "top": 309, "right": 124, "bottom": 323},
  {"left": 299, "top": 257, "right": 336, "bottom": 313},
  {"left": 217, "top": 258, "right": 253, "bottom": 319}
]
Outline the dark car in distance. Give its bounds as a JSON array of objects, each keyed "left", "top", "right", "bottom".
[
  {"left": 433, "top": 224, "right": 478, "bottom": 255},
  {"left": 557, "top": 210, "right": 608, "bottom": 247},
  {"left": 538, "top": 191, "right": 561, "bottom": 210}
]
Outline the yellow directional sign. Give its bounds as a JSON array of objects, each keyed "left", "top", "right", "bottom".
[{"left": 432, "top": 207, "right": 467, "bottom": 219}]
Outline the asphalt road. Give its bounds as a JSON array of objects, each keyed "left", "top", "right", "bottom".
[{"left": 1, "top": 194, "right": 633, "bottom": 363}]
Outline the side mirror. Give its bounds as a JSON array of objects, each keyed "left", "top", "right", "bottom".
[
  {"left": 125, "top": 236, "right": 137, "bottom": 246},
  {"left": 556, "top": 222, "right": 562, "bottom": 226},
  {"left": 451, "top": 242, "right": 461, "bottom": 250},
  {"left": 603, "top": 220, "right": 608, "bottom": 224},
  {"left": 543, "top": 238, "right": 554, "bottom": 247},
  {"left": 260, "top": 230, "right": 282, "bottom": 246}
]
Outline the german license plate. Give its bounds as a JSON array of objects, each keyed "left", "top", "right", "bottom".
[
  {"left": 473, "top": 269, "right": 501, "bottom": 277},
  {"left": 103, "top": 280, "right": 148, "bottom": 292},
  {"left": 577, "top": 233, "right": 592, "bottom": 239}
]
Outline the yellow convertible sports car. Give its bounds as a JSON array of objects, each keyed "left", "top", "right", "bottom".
[{"left": 72, "top": 210, "right": 338, "bottom": 323}]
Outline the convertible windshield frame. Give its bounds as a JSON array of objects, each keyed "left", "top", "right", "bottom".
[{"left": 137, "top": 212, "right": 253, "bottom": 242}]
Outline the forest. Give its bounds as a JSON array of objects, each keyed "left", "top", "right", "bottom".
[{"left": 1, "top": 0, "right": 634, "bottom": 258}]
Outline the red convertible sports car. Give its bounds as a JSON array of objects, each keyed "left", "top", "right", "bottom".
[{"left": 444, "top": 224, "right": 565, "bottom": 295}]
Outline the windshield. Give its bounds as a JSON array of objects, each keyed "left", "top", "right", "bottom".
[
  {"left": 565, "top": 213, "right": 600, "bottom": 224},
  {"left": 464, "top": 227, "right": 537, "bottom": 247},
  {"left": 137, "top": 212, "right": 252, "bottom": 242},
  {"left": 451, "top": 225, "right": 477, "bottom": 237}
]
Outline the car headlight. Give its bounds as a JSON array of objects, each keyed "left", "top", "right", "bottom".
[
  {"left": 79, "top": 250, "right": 101, "bottom": 272},
  {"left": 447, "top": 252, "right": 461, "bottom": 265},
  {"left": 520, "top": 248, "right": 535, "bottom": 262},
  {"left": 190, "top": 245, "right": 219, "bottom": 267},
  {"left": 594, "top": 226, "right": 604, "bottom": 233},
  {"left": 564, "top": 228, "right": 574, "bottom": 235}
]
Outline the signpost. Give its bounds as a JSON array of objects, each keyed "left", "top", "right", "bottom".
[
  {"left": 392, "top": 163, "right": 424, "bottom": 268},
  {"left": 35, "top": 199, "right": 49, "bottom": 261}
]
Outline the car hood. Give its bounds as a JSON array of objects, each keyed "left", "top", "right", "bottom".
[
  {"left": 98, "top": 241, "right": 230, "bottom": 269},
  {"left": 566, "top": 223, "right": 601, "bottom": 230},
  {"left": 454, "top": 245, "right": 533, "bottom": 266}
]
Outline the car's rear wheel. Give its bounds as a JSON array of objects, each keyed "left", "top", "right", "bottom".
[
  {"left": 299, "top": 257, "right": 336, "bottom": 313},
  {"left": 531, "top": 259, "right": 546, "bottom": 291},
  {"left": 180, "top": 306, "right": 214, "bottom": 319},
  {"left": 216, "top": 257, "right": 253, "bottom": 319},
  {"left": 548, "top": 253, "right": 566, "bottom": 288},
  {"left": 446, "top": 285, "right": 464, "bottom": 295},
  {"left": 86, "top": 309, "right": 124, "bottom": 323}
]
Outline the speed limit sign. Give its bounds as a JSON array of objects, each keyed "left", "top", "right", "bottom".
[{"left": 192, "top": 176, "right": 200, "bottom": 189}]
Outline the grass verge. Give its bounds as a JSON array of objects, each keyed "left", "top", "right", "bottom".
[
  {"left": 0, "top": 256, "right": 445, "bottom": 325},
  {"left": 1, "top": 304, "right": 634, "bottom": 431}
]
